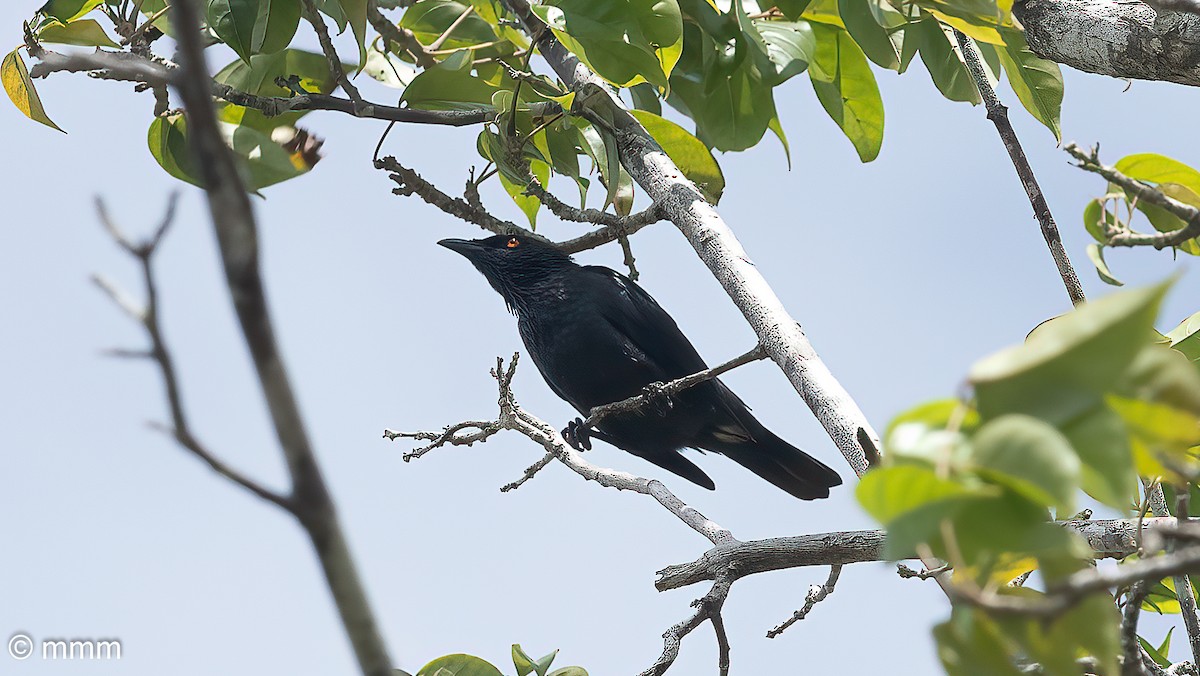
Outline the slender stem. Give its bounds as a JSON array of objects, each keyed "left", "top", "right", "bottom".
[
  {"left": 953, "top": 29, "right": 1086, "bottom": 307},
  {"left": 169, "top": 1, "right": 393, "bottom": 673},
  {"left": 427, "top": 4, "right": 474, "bottom": 51}
]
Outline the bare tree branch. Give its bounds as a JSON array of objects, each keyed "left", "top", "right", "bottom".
[
  {"left": 374, "top": 155, "right": 661, "bottom": 253},
  {"left": 656, "top": 518, "right": 1171, "bottom": 591},
  {"left": 766, "top": 564, "right": 842, "bottom": 639},
  {"left": 1014, "top": 0, "right": 1200, "bottom": 88},
  {"left": 954, "top": 30, "right": 1086, "bottom": 307},
  {"left": 1065, "top": 142, "right": 1200, "bottom": 249},
  {"left": 93, "top": 198, "right": 293, "bottom": 512},
  {"left": 167, "top": 1, "right": 393, "bottom": 673},
  {"left": 639, "top": 569, "right": 735, "bottom": 676}
]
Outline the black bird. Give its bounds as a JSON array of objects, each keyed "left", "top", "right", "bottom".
[{"left": 438, "top": 234, "right": 842, "bottom": 500}]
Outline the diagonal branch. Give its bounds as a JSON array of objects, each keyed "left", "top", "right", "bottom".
[
  {"left": 367, "top": 0, "right": 437, "bottom": 68},
  {"left": 954, "top": 29, "right": 1086, "bottom": 307},
  {"left": 167, "top": 1, "right": 393, "bottom": 673}
]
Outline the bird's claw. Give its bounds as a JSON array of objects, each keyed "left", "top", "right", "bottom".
[
  {"left": 563, "top": 417, "right": 593, "bottom": 451},
  {"left": 642, "top": 382, "right": 674, "bottom": 416}
]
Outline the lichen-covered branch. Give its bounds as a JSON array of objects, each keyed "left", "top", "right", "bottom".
[{"left": 1014, "top": 0, "right": 1200, "bottom": 88}]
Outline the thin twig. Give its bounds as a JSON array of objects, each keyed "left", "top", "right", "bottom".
[
  {"left": 582, "top": 344, "right": 767, "bottom": 430},
  {"left": 766, "top": 565, "right": 842, "bottom": 638},
  {"left": 168, "top": 0, "right": 393, "bottom": 672},
  {"left": 300, "top": 0, "right": 362, "bottom": 104},
  {"left": 639, "top": 569, "right": 736, "bottom": 676},
  {"left": 366, "top": 0, "right": 437, "bottom": 68},
  {"left": 1124, "top": 582, "right": 1150, "bottom": 676},
  {"left": 953, "top": 29, "right": 1086, "bottom": 307},
  {"left": 1065, "top": 142, "right": 1200, "bottom": 249},
  {"left": 374, "top": 155, "right": 657, "bottom": 254}
]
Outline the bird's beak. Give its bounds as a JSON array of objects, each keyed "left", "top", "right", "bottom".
[{"left": 437, "top": 238, "right": 483, "bottom": 259}]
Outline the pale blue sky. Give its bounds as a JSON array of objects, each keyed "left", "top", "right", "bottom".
[{"left": 2, "top": 5, "right": 1198, "bottom": 674}]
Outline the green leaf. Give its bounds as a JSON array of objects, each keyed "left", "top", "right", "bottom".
[
  {"left": 753, "top": 19, "right": 816, "bottom": 86},
  {"left": 883, "top": 399, "right": 978, "bottom": 470},
  {"left": 148, "top": 113, "right": 315, "bottom": 190},
  {"left": 1086, "top": 243, "right": 1122, "bottom": 287},
  {"left": 809, "top": 23, "right": 884, "bottom": 162},
  {"left": 838, "top": 0, "right": 900, "bottom": 69},
  {"left": 39, "top": 0, "right": 102, "bottom": 23},
  {"left": 969, "top": 282, "right": 1170, "bottom": 424},
  {"left": 776, "top": 0, "right": 814, "bottom": 19},
  {"left": 857, "top": 464, "right": 991, "bottom": 524},
  {"left": 338, "top": 0, "right": 369, "bottom": 67},
  {"left": 630, "top": 109, "right": 724, "bottom": 203},
  {"left": 1118, "top": 344, "right": 1200, "bottom": 415},
  {"left": 1115, "top": 153, "right": 1200, "bottom": 205},
  {"left": 668, "top": 24, "right": 775, "bottom": 151},
  {"left": 1167, "top": 310, "right": 1200, "bottom": 366},
  {"left": 400, "top": 50, "right": 499, "bottom": 110},
  {"left": 401, "top": 0, "right": 514, "bottom": 62},
  {"left": 416, "top": 654, "right": 504, "bottom": 676},
  {"left": 969, "top": 414, "right": 1080, "bottom": 513},
  {"left": 1061, "top": 406, "right": 1136, "bottom": 509},
  {"left": 995, "top": 27, "right": 1062, "bottom": 141},
  {"left": 511, "top": 645, "right": 536, "bottom": 676},
  {"left": 258, "top": 0, "right": 302, "bottom": 54},
  {"left": 546, "top": 669, "right": 587, "bottom": 676},
  {"left": 935, "top": 609, "right": 1026, "bottom": 676},
  {"left": 914, "top": 14, "right": 980, "bottom": 104},
  {"left": 208, "top": 0, "right": 261, "bottom": 62},
  {"left": 37, "top": 18, "right": 120, "bottom": 48},
  {"left": 629, "top": 82, "right": 662, "bottom": 114},
  {"left": 533, "top": 0, "right": 683, "bottom": 90},
  {"left": 2, "top": 48, "right": 64, "bottom": 132}
]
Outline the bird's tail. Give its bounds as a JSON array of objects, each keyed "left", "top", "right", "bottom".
[{"left": 706, "top": 423, "right": 842, "bottom": 501}]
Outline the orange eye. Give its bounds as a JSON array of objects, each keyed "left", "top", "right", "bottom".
[{"left": 506, "top": 237, "right": 520, "bottom": 248}]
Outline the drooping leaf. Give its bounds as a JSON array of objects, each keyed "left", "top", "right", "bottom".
[
  {"left": 1167, "top": 310, "right": 1200, "bottom": 366},
  {"left": 969, "top": 282, "right": 1169, "bottom": 424},
  {"left": 630, "top": 109, "right": 724, "bottom": 203},
  {"left": 995, "top": 27, "right": 1062, "bottom": 141},
  {"left": 338, "top": 0, "right": 369, "bottom": 67},
  {"left": 39, "top": 0, "right": 102, "bottom": 23},
  {"left": 809, "top": 23, "right": 884, "bottom": 162},
  {"left": 668, "top": 23, "right": 776, "bottom": 151},
  {"left": 147, "top": 113, "right": 315, "bottom": 190},
  {"left": 1086, "top": 243, "right": 1123, "bottom": 286},
  {"left": 400, "top": 49, "right": 499, "bottom": 110},
  {"left": 753, "top": 19, "right": 816, "bottom": 86},
  {"left": 913, "top": 14, "right": 979, "bottom": 104},
  {"left": 2, "top": 48, "right": 64, "bottom": 132},
  {"left": 37, "top": 18, "right": 120, "bottom": 47},
  {"left": 969, "top": 414, "right": 1080, "bottom": 513},
  {"left": 838, "top": 0, "right": 900, "bottom": 70}
]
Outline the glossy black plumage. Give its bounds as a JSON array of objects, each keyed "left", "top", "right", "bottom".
[{"left": 438, "top": 234, "right": 842, "bottom": 500}]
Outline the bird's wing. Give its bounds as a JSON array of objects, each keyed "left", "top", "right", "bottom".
[
  {"left": 580, "top": 266, "right": 709, "bottom": 379},
  {"left": 580, "top": 266, "right": 757, "bottom": 440}
]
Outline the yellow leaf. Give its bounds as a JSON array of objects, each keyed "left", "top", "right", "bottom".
[{"left": 2, "top": 48, "right": 64, "bottom": 132}]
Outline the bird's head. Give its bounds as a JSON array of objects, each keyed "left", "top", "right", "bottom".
[{"left": 438, "top": 234, "right": 575, "bottom": 313}]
